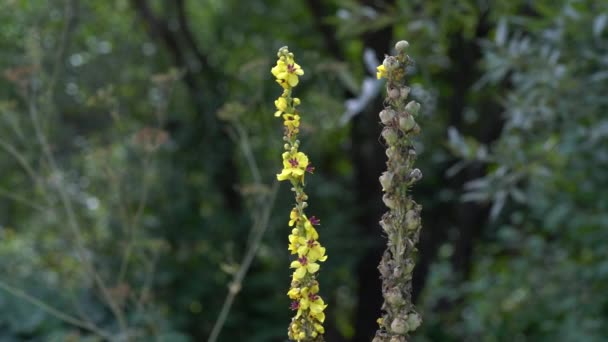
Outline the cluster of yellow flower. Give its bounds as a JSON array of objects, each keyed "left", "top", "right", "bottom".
[{"left": 272, "top": 46, "right": 327, "bottom": 341}]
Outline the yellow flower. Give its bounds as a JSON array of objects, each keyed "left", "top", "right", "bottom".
[
  {"left": 289, "top": 209, "right": 299, "bottom": 226},
  {"left": 290, "top": 255, "right": 320, "bottom": 279},
  {"left": 283, "top": 114, "right": 300, "bottom": 134},
  {"left": 274, "top": 96, "right": 288, "bottom": 117},
  {"left": 277, "top": 151, "right": 309, "bottom": 181},
  {"left": 272, "top": 57, "right": 305, "bottom": 89},
  {"left": 287, "top": 286, "right": 301, "bottom": 300},
  {"left": 304, "top": 219, "right": 319, "bottom": 240},
  {"left": 296, "top": 229, "right": 326, "bottom": 259},
  {"left": 299, "top": 240, "right": 327, "bottom": 263},
  {"left": 288, "top": 230, "right": 302, "bottom": 254},
  {"left": 297, "top": 288, "right": 327, "bottom": 323},
  {"left": 376, "top": 64, "right": 387, "bottom": 79}
]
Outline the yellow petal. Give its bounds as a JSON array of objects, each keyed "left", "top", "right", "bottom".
[
  {"left": 294, "top": 267, "right": 306, "bottom": 279},
  {"left": 307, "top": 263, "right": 320, "bottom": 274},
  {"left": 288, "top": 74, "right": 299, "bottom": 87},
  {"left": 277, "top": 171, "right": 290, "bottom": 181}
]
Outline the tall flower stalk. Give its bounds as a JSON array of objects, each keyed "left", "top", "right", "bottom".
[
  {"left": 271, "top": 47, "right": 327, "bottom": 342},
  {"left": 374, "top": 40, "right": 423, "bottom": 342}
]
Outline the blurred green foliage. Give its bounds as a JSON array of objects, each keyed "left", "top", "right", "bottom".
[{"left": 0, "top": 0, "right": 606, "bottom": 341}]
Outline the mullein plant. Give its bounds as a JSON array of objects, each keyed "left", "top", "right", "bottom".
[
  {"left": 271, "top": 47, "right": 328, "bottom": 342},
  {"left": 373, "top": 40, "right": 423, "bottom": 342}
]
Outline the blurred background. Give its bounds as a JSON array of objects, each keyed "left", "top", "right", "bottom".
[{"left": 1, "top": 0, "right": 607, "bottom": 341}]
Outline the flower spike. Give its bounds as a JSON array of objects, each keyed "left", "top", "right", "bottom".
[{"left": 272, "top": 46, "right": 327, "bottom": 342}]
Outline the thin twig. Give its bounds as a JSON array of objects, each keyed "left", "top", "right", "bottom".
[
  {"left": 118, "top": 156, "right": 152, "bottom": 284},
  {"left": 29, "top": 95, "right": 129, "bottom": 336},
  {"left": 0, "top": 138, "right": 41, "bottom": 188},
  {"left": 207, "top": 181, "right": 279, "bottom": 342},
  {"left": 0, "top": 280, "right": 113, "bottom": 340},
  {"left": 0, "top": 187, "right": 50, "bottom": 213},
  {"left": 234, "top": 122, "right": 262, "bottom": 185}
]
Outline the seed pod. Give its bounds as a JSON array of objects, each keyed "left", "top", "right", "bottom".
[
  {"left": 388, "top": 87, "right": 400, "bottom": 100},
  {"left": 379, "top": 108, "right": 396, "bottom": 125},
  {"left": 395, "top": 40, "right": 410, "bottom": 53},
  {"left": 382, "top": 127, "right": 399, "bottom": 145},
  {"left": 384, "top": 287, "right": 406, "bottom": 306},
  {"left": 408, "top": 168, "right": 422, "bottom": 183},
  {"left": 379, "top": 172, "right": 394, "bottom": 191},
  {"left": 382, "top": 194, "right": 396, "bottom": 209},
  {"left": 390, "top": 317, "right": 410, "bottom": 335},
  {"left": 399, "top": 114, "right": 416, "bottom": 131},
  {"left": 383, "top": 56, "right": 399, "bottom": 72},
  {"left": 400, "top": 86, "right": 410, "bottom": 100},
  {"left": 405, "top": 101, "right": 420, "bottom": 116},
  {"left": 406, "top": 313, "right": 422, "bottom": 331}
]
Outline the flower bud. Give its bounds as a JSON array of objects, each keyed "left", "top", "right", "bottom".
[
  {"left": 390, "top": 317, "right": 410, "bottom": 334},
  {"left": 379, "top": 108, "right": 396, "bottom": 125},
  {"left": 381, "top": 127, "right": 399, "bottom": 145},
  {"left": 395, "top": 40, "right": 410, "bottom": 53},
  {"left": 382, "top": 56, "right": 399, "bottom": 72},
  {"left": 398, "top": 114, "right": 416, "bottom": 131},
  {"left": 406, "top": 312, "right": 422, "bottom": 331},
  {"left": 379, "top": 171, "right": 394, "bottom": 191},
  {"left": 405, "top": 101, "right": 420, "bottom": 116}
]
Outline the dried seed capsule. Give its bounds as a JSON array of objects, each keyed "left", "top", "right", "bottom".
[
  {"left": 383, "top": 194, "right": 396, "bottom": 209},
  {"left": 384, "top": 287, "right": 406, "bottom": 306},
  {"left": 406, "top": 312, "right": 422, "bottom": 331},
  {"left": 390, "top": 317, "right": 410, "bottom": 335},
  {"left": 400, "top": 86, "right": 411, "bottom": 100},
  {"left": 379, "top": 108, "right": 396, "bottom": 125},
  {"left": 383, "top": 56, "right": 399, "bottom": 72},
  {"left": 388, "top": 87, "right": 401, "bottom": 100},
  {"left": 382, "top": 127, "right": 399, "bottom": 145},
  {"left": 405, "top": 101, "right": 420, "bottom": 116},
  {"left": 395, "top": 40, "right": 410, "bottom": 53},
  {"left": 399, "top": 114, "right": 416, "bottom": 131},
  {"left": 379, "top": 171, "right": 394, "bottom": 191}
]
